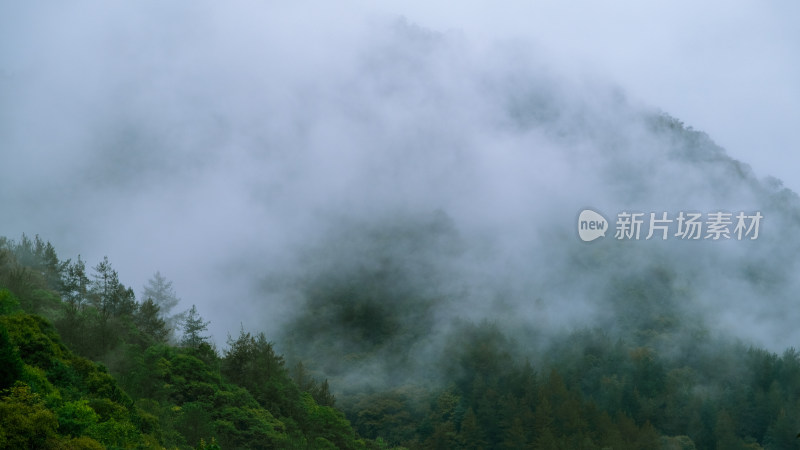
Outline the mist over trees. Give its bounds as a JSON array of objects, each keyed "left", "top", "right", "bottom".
[
  {"left": 4, "top": 220, "right": 800, "bottom": 448},
  {"left": 142, "top": 271, "right": 182, "bottom": 338},
  {"left": 2, "top": 5, "right": 800, "bottom": 449},
  {"left": 4, "top": 103, "right": 800, "bottom": 448}
]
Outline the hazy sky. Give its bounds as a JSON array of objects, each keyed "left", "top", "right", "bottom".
[
  {"left": 1, "top": 2, "right": 798, "bottom": 347},
  {"left": 368, "top": 1, "right": 800, "bottom": 189}
]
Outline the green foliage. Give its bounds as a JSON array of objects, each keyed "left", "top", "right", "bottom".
[
  {"left": 174, "top": 401, "right": 213, "bottom": 447},
  {"left": 181, "top": 304, "right": 211, "bottom": 349},
  {"left": 0, "top": 382, "right": 60, "bottom": 449},
  {"left": 3, "top": 234, "right": 66, "bottom": 294},
  {"left": 64, "top": 436, "right": 106, "bottom": 449},
  {"left": 299, "top": 392, "right": 360, "bottom": 449},
  {"left": 337, "top": 319, "right": 800, "bottom": 449},
  {"left": 458, "top": 407, "right": 486, "bottom": 449},
  {"left": 8, "top": 234, "right": 800, "bottom": 449},
  {"left": 212, "top": 403, "right": 287, "bottom": 449},
  {"left": 60, "top": 255, "right": 89, "bottom": 311},
  {"left": 0, "top": 293, "right": 149, "bottom": 448},
  {"left": 352, "top": 390, "right": 421, "bottom": 445},
  {"left": 222, "top": 327, "right": 298, "bottom": 416},
  {"left": 113, "top": 341, "right": 293, "bottom": 448},
  {"left": 292, "top": 361, "right": 336, "bottom": 407},
  {"left": 0, "top": 323, "right": 23, "bottom": 390},
  {"left": 0, "top": 289, "right": 20, "bottom": 315},
  {"left": 0, "top": 236, "right": 383, "bottom": 449},
  {"left": 136, "top": 298, "right": 170, "bottom": 344},
  {"left": 56, "top": 399, "right": 99, "bottom": 437},
  {"left": 87, "top": 256, "right": 136, "bottom": 322},
  {"left": 197, "top": 437, "right": 222, "bottom": 450}
]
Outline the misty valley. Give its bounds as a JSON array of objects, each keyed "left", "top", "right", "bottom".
[
  {"left": 3, "top": 176, "right": 800, "bottom": 449},
  {"left": 3, "top": 5, "right": 800, "bottom": 450}
]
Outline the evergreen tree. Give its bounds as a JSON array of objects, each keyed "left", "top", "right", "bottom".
[
  {"left": 90, "top": 256, "right": 121, "bottom": 318},
  {"left": 135, "top": 298, "right": 170, "bottom": 344},
  {"left": 222, "top": 327, "right": 299, "bottom": 416},
  {"left": 459, "top": 407, "right": 486, "bottom": 450},
  {"left": 54, "top": 259, "right": 92, "bottom": 356},
  {"left": 11, "top": 233, "right": 36, "bottom": 268},
  {"left": 61, "top": 255, "right": 89, "bottom": 311},
  {"left": 86, "top": 256, "right": 121, "bottom": 356},
  {"left": 113, "top": 284, "right": 137, "bottom": 318},
  {"left": 180, "top": 304, "right": 210, "bottom": 348},
  {"left": 36, "top": 237, "right": 64, "bottom": 291},
  {"left": 142, "top": 271, "right": 181, "bottom": 328},
  {"left": 8, "top": 235, "right": 66, "bottom": 291},
  {"left": 502, "top": 417, "right": 528, "bottom": 449},
  {"left": 292, "top": 361, "right": 336, "bottom": 407}
]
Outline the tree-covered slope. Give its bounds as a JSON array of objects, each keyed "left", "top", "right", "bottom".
[
  {"left": 0, "top": 289, "right": 154, "bottom": 448},
  {"left": 0, "top": 238, "right": 377, "bottom": 449}
]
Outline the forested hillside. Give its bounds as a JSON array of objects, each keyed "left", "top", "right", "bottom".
[
  {"left": 0, "top": 235, "right": 370, "bottom": 449},
  {"left": 3, "top": 2, "right": 799, "bottom": 449},
  {"left": 2, "top": 231, "right": 800, "bottom": 449}
]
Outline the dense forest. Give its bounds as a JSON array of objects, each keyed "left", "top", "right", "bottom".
[
  {"left": 1, "top": 231, "right": 800, "bottom": 449},
  {"left": 0, "top": 234, "right": 361, "bottom": 449}
]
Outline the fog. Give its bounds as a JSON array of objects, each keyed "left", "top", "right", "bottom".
[{"left": 2, "top": 1, "right": 799, "bottom": 379}]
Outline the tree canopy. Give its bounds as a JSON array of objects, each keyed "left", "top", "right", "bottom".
[{"left": 2, "top": 234, "right": 800, "bottom": 449}]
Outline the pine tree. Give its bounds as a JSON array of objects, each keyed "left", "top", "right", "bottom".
[
  {"left": 292, "top": 361, "right": 336, "bottom": 407},
  {"left": 312, "top": 379, "right": 336, "bottom": 408},
  {"left": 38, "top": 238, "right": 65, "bottom": 291},
  {"left": 136, "top": 298, "right": 170, "bottom": 344},
  {"left": 61, "top": 256, "right": 89, "bottom": 312},
  {"left": 114, "top": 285, "right": 137, "bottom": 317},
  {"left": 142, "top": 271, "right": 180, "bottom": 316},
  {"left": 88, "top": 256, "right": 125, "bottom": 356},
  {"left": 142, "top": 271, "right": 182, "bottom": 334},
  {"left": 180, "top": 304, "right": 210, "bottom": 348},
  {"left": 222, "top": 327, "right": 297, "bottom": 415},
  {"left": 502, "top": 417, "right": 528, "bottom": 449},
  {"left": 459, "top": 407, "right": 487, "bottom": 450},
  {"left": 55, "top": 257, "right": 91, "bottom": 355},
  {"left": 90, "top": 256, "right": 121, "bottom": 318}
]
